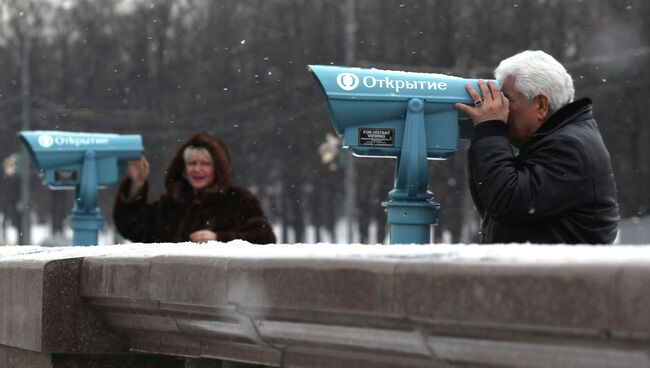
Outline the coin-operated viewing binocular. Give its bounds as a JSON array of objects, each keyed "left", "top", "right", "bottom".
[
  {"left": 309, "top": 65, "right": 497, "bottom": 244},
  {"left": 19, "top": 130, "right": 144, "bottom": 245}
]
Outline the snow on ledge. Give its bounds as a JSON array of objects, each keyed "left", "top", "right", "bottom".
[{"left": 2, "top": 242, "right": 650, "bottom": 264}]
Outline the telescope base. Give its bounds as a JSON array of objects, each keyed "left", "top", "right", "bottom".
[
  {"left": 69, "top": 212, "right": 105, "bottom": 246},
  {"left": 383, "top": 200, "right": 439, "bottom": 244}
]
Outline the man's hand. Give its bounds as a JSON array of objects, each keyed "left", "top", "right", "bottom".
[
  {"left": 127, "top": 156, "right": 150, "bottom": 198},
  {"left": 454, "top": 80, "right": 509, "bottom": 125},
  {"left": 190, "top": 230, "right": 218, "bottom": 243}
]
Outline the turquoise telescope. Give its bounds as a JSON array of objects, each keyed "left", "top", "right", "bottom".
[
  {"left": 309, "top": 65, "right": 497, "bottom": 244},
  {"left": 19, "top": 130, "right": 144, "bottom": 246}
]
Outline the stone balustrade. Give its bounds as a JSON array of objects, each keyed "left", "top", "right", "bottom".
[{"left": 2, "top": 243, "right": 650, "bottom": 367}]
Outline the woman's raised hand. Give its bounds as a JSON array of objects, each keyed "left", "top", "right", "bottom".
[{"left": 127, "top": 155, "right": 150, "bottom": 198}]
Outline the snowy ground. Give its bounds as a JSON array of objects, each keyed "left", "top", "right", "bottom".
[{"left": 2, "top": 242, "right": 650, "bottom": 265}]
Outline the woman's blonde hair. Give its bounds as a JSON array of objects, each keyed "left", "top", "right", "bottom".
[{"left": 183, "top": 145, "right": 213, "bottom": 163}]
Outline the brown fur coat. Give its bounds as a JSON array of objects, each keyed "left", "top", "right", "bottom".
[{"left": 113, "top": 132, "right": 276, "bottom": 244}]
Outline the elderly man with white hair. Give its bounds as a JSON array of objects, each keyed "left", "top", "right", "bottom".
[{"left": 455, "top": 50, "right": 619, "bottom": 244}]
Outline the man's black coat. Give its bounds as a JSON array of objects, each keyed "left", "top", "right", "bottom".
[{"left": 467, "top": 98, "right": 620, "bottom": 244}]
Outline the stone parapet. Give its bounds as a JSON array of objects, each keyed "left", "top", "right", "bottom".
[
  {"left": 0, "top": 248, "right": 126, "bottom": 355},
  {"left": 3, "top": 244, "right": 650, "bottom": 367}
]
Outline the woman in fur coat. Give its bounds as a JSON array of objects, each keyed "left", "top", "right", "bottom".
[{"left": 113, "top": 132, "right": 276, "bottom": 244}]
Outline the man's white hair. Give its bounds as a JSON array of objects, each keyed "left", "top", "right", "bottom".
[{"left": 494, "top": 50, "right": 575, "bottom": 113}]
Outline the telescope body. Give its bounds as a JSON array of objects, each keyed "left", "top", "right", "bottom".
[
  {"left": 309, "top": 65, "right": 494, "bottom": 159},
  {"left": 20, "top": 131, "right": 143, "bottom": 188}
]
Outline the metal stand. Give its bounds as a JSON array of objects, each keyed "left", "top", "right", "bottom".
[
  {"left": 69, "top": 150, "right": 104, "bottom": 246},
  {"left": 382, "top": 99, "right": 439, "bottom": 244}
]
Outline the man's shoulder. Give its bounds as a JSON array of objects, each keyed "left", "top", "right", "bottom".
[
  {"left": 555, "top": 115, "right": 603, "bottom": 147},
  {"left": 538, "top": 112, "right": 599, "bottom": 144}
]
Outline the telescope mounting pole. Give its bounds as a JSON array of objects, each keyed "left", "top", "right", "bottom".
[
  {"left": 382, "top": 98, "right": 439, "bottom": 244},
  {"left": 69, "top": 150, "right": 104, "bottom": 246}
]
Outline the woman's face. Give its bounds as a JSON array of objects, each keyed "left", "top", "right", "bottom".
[{"left": 184, "top": 150, "right": 214, "bottom": 191}]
